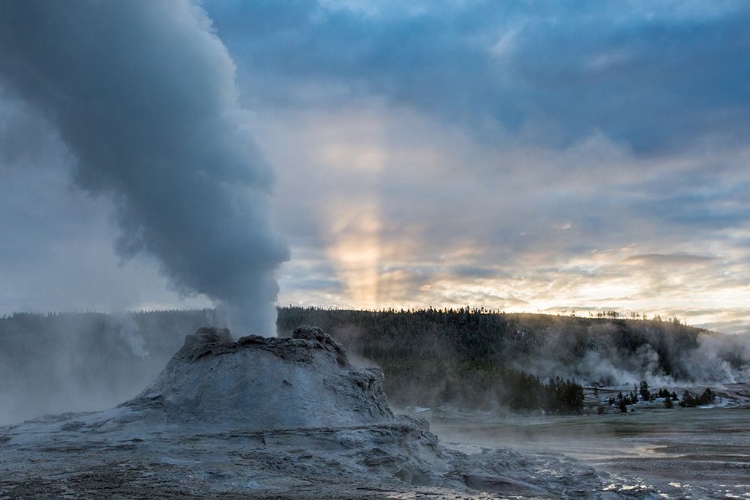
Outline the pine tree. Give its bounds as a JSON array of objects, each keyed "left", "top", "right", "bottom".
[{"left": 639, "top": 381, "right": 651, "bottom": 401}]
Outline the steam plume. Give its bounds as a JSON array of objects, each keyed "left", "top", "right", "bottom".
[{"left": 0, "top": 1, "right": 289, "bottom": 334}]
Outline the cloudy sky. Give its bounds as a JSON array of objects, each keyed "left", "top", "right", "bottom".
[{"left": 1, "top": 1, "right": 749, "bottom": 334}]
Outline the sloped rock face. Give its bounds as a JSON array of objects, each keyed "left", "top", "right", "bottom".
[{"left": 124, "top": 326, "right": 394, "bottom": 429}]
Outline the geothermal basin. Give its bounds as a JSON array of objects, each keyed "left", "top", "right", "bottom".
[{"left": 2, "top": 326, "right": 746, "bottom": 498}]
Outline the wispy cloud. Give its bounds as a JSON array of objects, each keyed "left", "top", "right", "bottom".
[{"left": 623, "top": 253, "right": 717, "bottom": 266}]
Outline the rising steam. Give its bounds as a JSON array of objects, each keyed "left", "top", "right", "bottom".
[{"left": 0, "top": 1, "right": 288, "bottom": 335}]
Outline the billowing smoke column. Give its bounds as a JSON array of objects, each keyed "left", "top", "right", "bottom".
[{"left": 0, "top": 1, "right": 289, "bottom": 335}]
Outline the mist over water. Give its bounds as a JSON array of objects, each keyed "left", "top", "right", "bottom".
[
  {"left": 507, "top": 320, "right": 750, "bottom": 387},
  {"left": 0, "top": 1, "right": 288, "bottom": 335}
]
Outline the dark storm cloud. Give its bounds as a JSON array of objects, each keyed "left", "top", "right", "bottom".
[
  {"left": 0, "top": 1, "right": 289, "bottom": 334},
  {"left": 206, "top": 0, "right": 750, "bottom": 155}
]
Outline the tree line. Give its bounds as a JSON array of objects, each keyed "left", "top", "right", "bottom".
[{"left": 277, "top": 306, "right": 710, "bottom": 413}]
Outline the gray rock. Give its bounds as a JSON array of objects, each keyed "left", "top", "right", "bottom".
[{"left": 124, "top": 326, "right": 393, "bottom": 429}]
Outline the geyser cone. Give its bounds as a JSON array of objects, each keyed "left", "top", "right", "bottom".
[{"left": 125, "top": 326, "right": 394, "bottom": 429}]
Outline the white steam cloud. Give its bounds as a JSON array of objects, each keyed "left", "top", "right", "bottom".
[{"left": 0, "top": 1, "right": 288, "bottom": 335}]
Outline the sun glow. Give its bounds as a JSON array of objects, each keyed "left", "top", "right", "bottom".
[{"left": 325, "top": 207, "right": 382, "bottom": 309}]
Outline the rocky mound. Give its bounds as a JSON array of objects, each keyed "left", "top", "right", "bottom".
[{"left": 123, "top": 326, "right": 394, "bottom": 429}]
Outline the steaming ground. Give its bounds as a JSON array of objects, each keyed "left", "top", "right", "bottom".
[
  {"left": 1, "top": 317, "right": 749, "bottom": 497},
  {"left": 429, "top": 387, "right": 750, "bottom": 499},
  {"left": 0, "top": 326, "right": 678, "bottom": 499},
  {"left": 3, "top": 309, "right": 749, "bottom": 425}
]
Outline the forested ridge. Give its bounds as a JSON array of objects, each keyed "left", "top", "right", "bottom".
[{"left": 277, "top": 306, "right": 743, "bottom": 412}]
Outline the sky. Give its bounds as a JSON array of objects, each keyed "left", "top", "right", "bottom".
[{"left": 1, "top": 1, "right": 749, "bottom": 334}]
